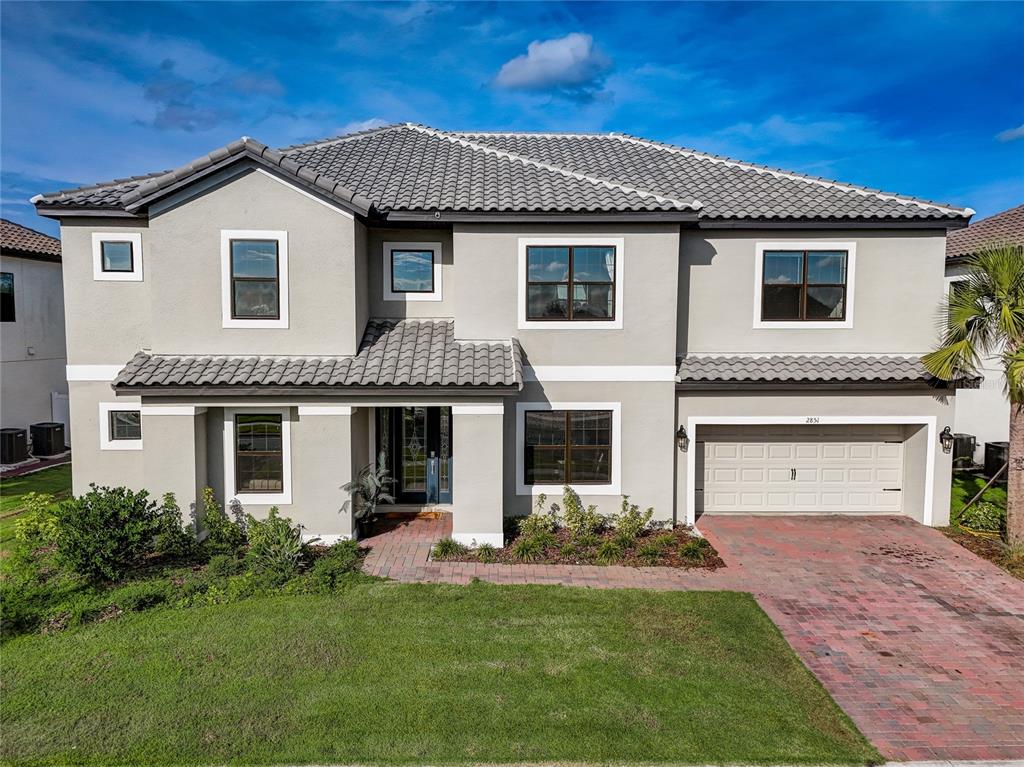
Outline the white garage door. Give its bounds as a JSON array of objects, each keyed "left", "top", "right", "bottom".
[{"left": 697, "top": 424, "right": 904, "bottom": 513}]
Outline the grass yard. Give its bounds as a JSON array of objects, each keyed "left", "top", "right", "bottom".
[
  {"left": 1, "top": 583, "right": 879, "bottom": 766},
  {"left": 950, "top": 471, "right": 1007, "bottom": 521},
  {"left": 0, "top": 464, "right": 72, "bottom": 549},
  {"left": 944, "top": 472, "right": 1023, "bottom": 580}
]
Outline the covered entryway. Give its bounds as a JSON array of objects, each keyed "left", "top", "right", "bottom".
[
  {"left": 376, "top": 406, "right": 453, "bottom": 504},
  {"left": 697, "top": 424, "right": 905, "bottom": 514}
]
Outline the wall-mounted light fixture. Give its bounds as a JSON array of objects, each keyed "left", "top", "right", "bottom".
[
  {"left": 939, "top": 426, "right": 954, "bottom": 454},
  {"left": 676, "top": 425, "right": 690, "bottom": 452}
]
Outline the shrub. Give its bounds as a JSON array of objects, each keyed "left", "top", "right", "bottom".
[
  {"left": 55, "top": 485, "right": 165, "bottom": 582},
  {"left": 650, "top": 532, "right": 676, "bottom": 550},
  {"left": 575, "top": 532, "right": 600, "bottom": 549},
  {"left": 475, "top": 543, "right": 497, "bottom": 563},
  {"left": 206, "top": 553, "right": 243, "bottom": 577},
  {"left": 511, "top": 536, "right": 544, "bottom": 562},
  {"left": 12, "top": 492, "right": 59, "bottom": 549},
  {"left": 432, "top": 537, "right": 468, "bottom": 560},
  {"left": 153, "top": 493, "right": 198, "bottom": 559},
  {"left": 200, "top": 487, "right": 246, "bottom": 553},
  {"left": 308, "top": 541, "right": 363, "bottom": 591},
  {"left": 518, "top": 493, "right": 559, "bottom": 538},
  {"left": 595, "top": 539, "right": 625, "bottom": 564},
  {"left": 561, "top": 486, "right": 605, "bottom": 538},
  {"left": 959, "top": 500, "right": 1004, "bottom": 533},
  {"left": 636, "top": 541, "right": 665, "bottom": 565},
  {"left": 559, "top": 541, "right": 579, "bottom": 559},
  {"left": 106, "top": 580, "right": 171, "bottom": 613},
  {"left": 611, "top": 496, "right": 654, "bottom": 543},
  {"left": 679, "top": 537, "right": 710, "bottom": 563},
  {"left": 244, "top": 508, "right": 306, "bottom": 582}
]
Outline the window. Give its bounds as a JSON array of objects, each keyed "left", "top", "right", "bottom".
[
  {"left": 391, "top": 249, "right": 434, "bottom": 293},
  {"left": 221, "top": 230, "right": 288, "bottom": 328},
  {"left": 1, "top": 272, "right": 14, "bottom": 322},
  {"left": 754, "top": 242, "right": 855, "bottom": 328},
  {"left": 108, "top": 410, "right": 141, "bottom": 441},
  {"left": 91, "top": 232, "right": 143, "bottom": 281},
  {"left": 231, "top": 240, "right": 280, "bottom": 319},
  {"left": 234, "top": 414, "right": 284, "bottom": 494},
  {"left": 526, "top": 245, "right": 616, "bottom": 321},
  {"left": 524, "top": 410, "right": 612, "bottom": 484},
  {"left": 100, "top": 241, "right": 134, "bottom": 272},
  {"left": 382, "top": 241, "right": 443, "bottom": 302}
]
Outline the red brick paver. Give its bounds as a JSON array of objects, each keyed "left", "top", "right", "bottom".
[{"left": 360, "top": 514, "right": 1024, "bottom": 761}]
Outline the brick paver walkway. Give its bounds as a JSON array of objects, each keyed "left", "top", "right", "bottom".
[{"left": 360, "top": 513, "right": 1024, "bottom": 762}]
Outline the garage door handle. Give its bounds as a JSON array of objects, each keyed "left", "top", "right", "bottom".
[
  {"left": 790, "top": 468, "right": 796, "bottom": 481},
  {"left": 883, "top": 488, "right": 901, "bottom": 492}
]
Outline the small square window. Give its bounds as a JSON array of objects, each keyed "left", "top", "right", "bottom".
[
  {"left": 390, "top": 249, "right": 435, "bottom": 293},
  {"left": 109, "top": 410, "right": 142, "bottom": 441},
  {"left": 1, "top": 272, "right": 14, "bottom": 323},
  {"left": 100, "top": 241, "right": 134, "bottom": 272}
]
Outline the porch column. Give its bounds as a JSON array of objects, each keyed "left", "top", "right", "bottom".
[
  {"left": 142, "top": 405, "right": 207, "bottom": 528},
  {"left": 452, "top": 403, "right": 505, "bottom": 547},
  {"left": 293, "top": 406, "right": 358, "bottom": 542}
]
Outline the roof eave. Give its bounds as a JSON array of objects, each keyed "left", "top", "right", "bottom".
[
  {"left": 112, "top": 383, "right": 522, "bottom": 396},
  {"left": 695, "top": 216, "right": 970, "bottom": 230},
  {"left": 0, "top": 247, "right": 61, "bottom": 263},
  {"left": 674, "top": 379, "right": 954, "bottom": 391},
  {"left": 385, "top": 209, "right": 701, "bottom": 223},
  {"left": 34, "top": 206, "right": 145, "bottom": 221}
]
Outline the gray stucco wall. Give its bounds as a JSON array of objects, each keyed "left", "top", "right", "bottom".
[
  {"left": 679, "top": 229, "right": 947, "bottom": 354},
  {"left": 67, "top": 382, "right": 144, "bottom": 496},
  {"left": 676, "top": 390, "right": 955, "bottom": 526}
]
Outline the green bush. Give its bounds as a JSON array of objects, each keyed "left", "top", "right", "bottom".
[
  {"left": 12, "top": 493, "right": 59, "bottom": 549},
  {"left": 200, "top": 487, "right": 246, "bottom": 553},
  {"left": 650, "top": 532, "right": 676, "bottom": 550},
  {"left": 679, "top": 537, "right": 710, "bottom": 563},
  {"left": 511, "top": 536, "right": 544, "bottom": 562},
  {"left": 206, "top": 553, "right": 243, "bottom": 577},
  {"left": 432, "top": 537, "right": 468, "bottom": 560},
  {"left": 636, "top": 541, "right": 665, "bottom": 565},
  {"left": 959, "top": 500, "right": 1005, "bottom": 532},
  {"left": 574, "top": 532, "right": 600, "bottom": 549},
  {"left": 153, "top": 493, "right": 198, "bottom": 559},
  {"left": 475, "top": 543, "right": 497, "bottom": 563},
  {"left": 595, "top": 539, "right": 626, "bottom": 564},
  {"left": 308, "top": 541, "right": 363, "bottom": 591},
  {"left": 561, "top": 486, "right": 605, "bottom": 538},
  {"left": 559, "top": 541, "right": 579, "bottom": 559},
  {"left": 55, "top": 485, "right": 166, "bottom": 582},
  {"left": 518, "top": 493, "right": 559, "bottom": 539},
  {"left": 611, "top": 497, "right": 654, "bottom": 543},
  {"left": 244, "top": 508, "right": 306, "bottom": 582}
]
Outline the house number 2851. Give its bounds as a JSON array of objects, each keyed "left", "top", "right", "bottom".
[{"left": 805, "top": 417, "right": 820, "bottom": 424}]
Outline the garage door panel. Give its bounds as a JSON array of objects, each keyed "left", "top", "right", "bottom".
[{"left": 698, "top": 425, "right": 904, "bottom": 514}]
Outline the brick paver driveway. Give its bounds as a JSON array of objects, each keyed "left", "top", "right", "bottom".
[{"left": 361, "top": 514, "right": 1024, "bottom": 761}]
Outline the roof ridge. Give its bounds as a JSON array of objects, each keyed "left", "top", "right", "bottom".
[
  {"left": 407, "top": 124, "right": 700, "bottom": 211},
  {"left": 278, "top": 123, "right": 408, "bottom": 153},
  {"left": 608, "top": 132, "right": 972, "bottom": 216}
]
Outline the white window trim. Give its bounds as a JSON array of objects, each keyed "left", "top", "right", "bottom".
[
  {"left": 683, "top": 415, "right": 937, "bottom": 527},
  {"left": 223, "top": 407, "right": 293, "bottom": 505},
  {"left": 516, "top": 401, "right": 622, "bottom": 496},
  {"left": 221, "top": 230, "right": 289, "bottom": 329},
  {"left": 517, "top": 237, "right": 625, "bottom": 330},
  {"left": 99, "top": 401, "right": 143, "bottom": 450},
  {"left": 753, "top": 241, "right": 856, "bottom": 329},
  {"left": 383, "top": 241, "right": 443, "bottom": 302},
  {"left": 92, "top": 233, "right": 143, "bottom": 282}
]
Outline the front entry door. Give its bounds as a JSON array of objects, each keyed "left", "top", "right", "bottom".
[{"left": 379, "top": 407, "right": 452, "bottom": 504}]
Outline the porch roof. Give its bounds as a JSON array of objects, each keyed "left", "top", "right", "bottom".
[
  {"left": 112, "top": 319, "right": 523, "bottom": 393},
  {"left": 675, "top": 354, "right": 959, "bottom": 388}
]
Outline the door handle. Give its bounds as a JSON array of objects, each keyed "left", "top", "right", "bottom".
[{"left": 790, "top": 468, "right": 796, "bottom": 481}]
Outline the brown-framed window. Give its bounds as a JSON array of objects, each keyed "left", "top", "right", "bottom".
[
  {"left": 390, "top": 248, "right": 435, "bottom": 293},
  {"left": 100, "top": 240, "right": 134, "bottom": 272},
  {"left": 235, "top": 414, "right": 283, "bottom": 493},
  {"left": 761, "top": 249, "right": 847, "bottom": 321},
  {"left": 526, "top": 245, "right": 615, "bottom": 321},
  {"left": 109, "top": 410, "right": 142, "bottom": 441},
  {"left": 524, "top": 410, "right": 612, "bottom": 484},
  {"left": 0, "top": 272, "right": 14, "bottom": 322},
  {"left": 230, "top": 240, "right": 280, "bottom": 319}
]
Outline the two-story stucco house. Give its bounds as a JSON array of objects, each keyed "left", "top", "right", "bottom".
[{"left": 33, "top": 124, "right": 972, "bottom": 544}]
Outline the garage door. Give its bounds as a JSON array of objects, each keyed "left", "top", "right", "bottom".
[{"left": 697, "top": 424, "right": 904, "bottom": 513}]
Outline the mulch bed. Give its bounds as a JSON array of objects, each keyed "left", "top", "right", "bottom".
[
  {"left": 941, "top": 526, "right": 1024, "bottom": 580},
  {"left": 438, "top": 526, "right": 726, "bottom": 569}
]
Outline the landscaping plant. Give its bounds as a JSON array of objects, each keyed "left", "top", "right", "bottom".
[
  {"left": 517, "top": 492, "right": 558, "bottom": 538},
  {"left": 245, "top": 507, "right": 308, "bottom": 582},
  {"left": 200, "top": 487, "right": 246, "bottom": 553},
  {"left": 560, "top": 485, "right": 605, "bottom": 538},
  {"left": 432, "top": 537, "right": 468, "bottom": 560},
  {"left": 958, "top": 500, "right": 1005, "bottom": 533},
  {"left": 308, "top": 540, "right": 363, "bottom": 591},
  {"left": 12, "top": 492, "right": 59, "bottom": 549},
  {"left": 341, "top": 450, "right": 395, "bottom": 532},
  {"left": 611, "top": 496, "right": 654, "bottom": 543},
  {"left": 475, "top": 543, "right": 497, "bottom": 563},
  {"left": 924, "top": 244, "right": 1024, "bottom": 543}
]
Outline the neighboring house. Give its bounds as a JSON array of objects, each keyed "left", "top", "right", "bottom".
[
  {"left": 944, "top": 204, "right": 1023, "bottom": 463},
  {"left": 34, "top": 124, "right": 973, "bottom": 544},
  {"left": 0, "top": 219, "right": 68, "bottom": 438}
]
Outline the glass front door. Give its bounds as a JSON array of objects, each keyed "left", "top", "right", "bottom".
[{"left": 379, "top": 406, "right": 452, "bottom": 504}]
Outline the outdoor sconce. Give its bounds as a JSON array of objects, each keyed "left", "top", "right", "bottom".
[
  {"left": 939, "top": 426, "right": 954, "bottom": 454},
  {"left": 676, "top": 425, "right": 690, "bottom": 452}
]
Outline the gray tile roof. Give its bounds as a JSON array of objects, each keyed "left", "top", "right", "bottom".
[
  {"left": 34, "top": 124, "right": 969, "bottom": 222},
  {"left": 676, "top": 354, "right": 935, "bottom": 385},
  {"left": 113, "top": 319, "right": 522, "bottom": 391},
  {"left": 1, "top": 219, "right": 60, "bottom": 260},
  {"left": 946, "top": 204, "right": 1024, "bottom": 259}
]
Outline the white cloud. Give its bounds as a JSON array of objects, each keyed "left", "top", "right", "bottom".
[
  {"left": 337, "top": 117, "right": 390, "bottom": 135},
  {"left": 996, "top": 123, "right": 1024, "bottom": 142},
  {"left": 494, "top": 33, "right": 611, "bottom": 93}
]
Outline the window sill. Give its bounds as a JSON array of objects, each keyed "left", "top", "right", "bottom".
[
  {"left": 230, "top": 491, "right": 292, "bottom": 505},
  {"left": 753, "top": 319, "right": 853, "bottom": 329},
  {"left": 517, "top": 482, "right": 621, "bottom": 496},
  {"left": 519, "top": 319, "right": 623, "bottom": 330},
  {"left": 223, "top": 317, "right": 289, "bottom": 329}
]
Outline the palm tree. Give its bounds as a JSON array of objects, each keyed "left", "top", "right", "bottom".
[{"left": 923, "top": 244, "right": 1024, "bottom": 543}]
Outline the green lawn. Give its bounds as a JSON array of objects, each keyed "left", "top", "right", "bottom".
[
  {"left": 0, "top": 465, "right": 72, "bottom": 549},
  {"left": 950, "top": 471, "right": 1007, "bottom": 522},
  {"left": 1, "top": 583, "right": 879, "bottom": 766}
]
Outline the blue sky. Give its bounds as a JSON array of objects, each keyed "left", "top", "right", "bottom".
[{"left": 2, "top": 1, "right": 1022, "bottom": 236}]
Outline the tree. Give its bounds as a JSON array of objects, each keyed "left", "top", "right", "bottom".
[{"left": 923, "top": 244, "right": 1024, "bottom": 543}]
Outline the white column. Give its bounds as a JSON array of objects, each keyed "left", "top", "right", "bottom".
[{"left": 451, "top": 404, "right": 505, "bottom": 547}]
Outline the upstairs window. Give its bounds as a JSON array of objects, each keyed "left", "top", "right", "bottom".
[
  {"left": 230, "top": 239, "right": 280, "bottom": 319},
  {"left": 91, "top": 232, "right": 143, "bottom": 281},
  {"left": 761, "top": 249, "right": 848, "bottom": 322},
  {"left": 391, "top": 249, "right": 435, "bottom": 293},
  {"left": 1, "top": 272, "right": 14, "bottom": 322},
  {"left": 100, "top": 241, "right": 134, "bottom": 273},
  {"left": 526, "top": 245, "right": 616, "bottom": 321}
]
